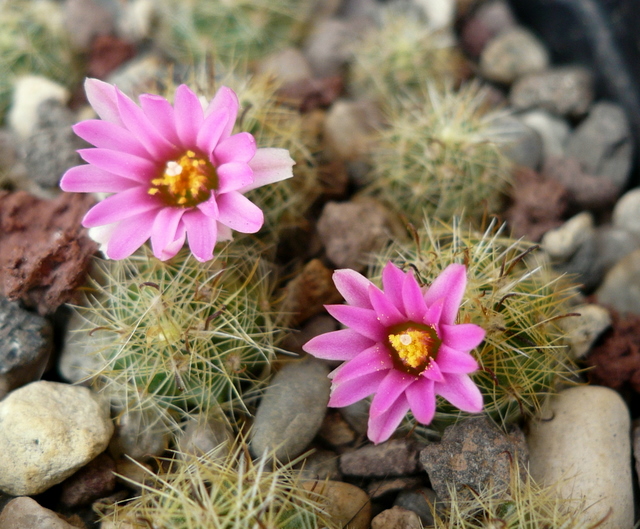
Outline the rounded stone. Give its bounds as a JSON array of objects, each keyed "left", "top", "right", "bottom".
[
  {"left": 480, "top": 27, "right": 549, "bottom": 84},
  {"left": 541, "top": 211, "right": 594, "bottom": 261},
  {"left": 303, "top": 480, "right": 371, "bottom": 529},
  {"left": 0, "top": 381, "right": 114, "bottom": 495},
  {"left": 595, "top": 248, "right": 640, "bottom": 315},
  {"left": 0, "top": 496, "right": 78, "bottom": 529},
  {"left": 559, "top": 304, "right": 611, "bottom": 359},
  {"left": 250, "top": 358, "right": 331, "bottom": 461},
  {"left": 613, "top": 188, "right": 640, "bottom": 236},
  {"left": 527, "top": 386, "right": 633, "bottom": 529}
]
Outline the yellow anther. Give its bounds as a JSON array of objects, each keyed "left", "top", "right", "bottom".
[{"left": 387, "top": 325, "right": 440, "bottom": 373}]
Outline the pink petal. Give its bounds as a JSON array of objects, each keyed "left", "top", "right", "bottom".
[
  {"left": 196, "top": 194, "right": 219, "bottom": 219},
  {"left": 216, "top": 192, "right": 263, "bottom": 233},
  {"left": 369, "top": 370, "right": 417, "bottom": 419},
  {"left": 139, "top": 93, "right": 181, "bottom": 147},
  {"left": 196, "top": 107, "right": 229, "bottom": 156},
  {"left": 182, "top": 209, "right": 218, "bottom": 262},
  {"left": 115, "top": 88, "right": 177, "bottom": 159},
  {"left": 160, "top": 223, "right": 187, "bottom": 261},
  {"left": 328, "top": 370, "right": 387, "bottom": 408},
  {"left": 332, "top": 269, "right": 373, "bottom": 309},
  {"left": 330, "top": 344, "right": 393, "bottom": 385},
  {"left": 439, "top": 323, "right": 485, "bottom": 352},
  {"left": 435, "top": 373, "right": 483, "bottom": 413},
  {"left": 240, "top": 148, "right": 295, "bottom": 193},
  {"left": 381, "top": 262, "right": 406, "bottom": 312},
  {"left": 82, "top": 187, "right": 161, "bottom": 228},
  {"left": 213, "top": 132, "right": 257, "bottom": 164},
  {"left": 303, "top": 328, "right": 375, "bottom": 361},
  {"left": 84, "top": 78, "right": 123, "bottom": 126},
  {"left": 150, "top": 207, "right": 186, "bottom": 260},
  {"left": 204, "top": 86, "right": 239, "bottom": 141},
  {"left": 73, "top": 120, "right": 149, "bottom": 158},
  {"left": 368, "top": 285, "right": 406, "bottom": 327},
  {"left": 402, "top": 271, "right": 428, "bottom": 321},
  {"left": 324, "top": 305, "right": 386, "bottom": 342},
  {"left": 78, "top": 148, "right": 159, "bottom": 184},
  {"left": 216, "top": 222, "right": 233, "bottom": 241},
  {"left": 423, "top": 298, "right": 444, "bottom": 326},
  {"left": 434, "top": 344, "right": 479, "bottom": 374},
  {"left": 105, "top": 210, "right": 157, "bottom": 259},
  {"left": 367, "top": 394, "right": 410, "bottom": 444},
  {"left": 423, "top": 264, "right": 467, "bottom": 325},
  {"left": 60, "top": 165, "right": 137, "bottom": 193},
  {"left": 405, "top": 377, "right": 436, "bottom": 424},
  {"left": 174, "top": 84, "right": 204, "bottom": 148},
  {"left": 216, "top": 162, "right": 254, "bottom": 193},
  {"left": 422, "top": 360, "right": 445, "bottom": 382}
]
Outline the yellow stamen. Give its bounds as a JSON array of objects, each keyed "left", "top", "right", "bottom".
[
  {"left": 148, "top": 150, "right": 218, "bottom": 207},
  {"left": 387, "top": 325, "right": 440, "bottom": 373}
]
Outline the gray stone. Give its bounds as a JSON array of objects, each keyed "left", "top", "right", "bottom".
[
  {"left": 519, "top": 110, "right": 570, "bottom": 160},
  {"left": 559, "top": 303, "right": 612, "bottom": 359},
  {"left": 541, "top": 211, "right": 594, "bottom": 261},
  {"left": 510, "top": 66, "right": 594, "bottom": 117},
  {"left": 340, "top": 439, "right": 423, "bottom": 477},
  {"left": 58, "top": 310, "right": 104, "bottom": 385},
  {"left": 480, "top": 27, "right": 549, "bottom": 84},
  {"left": 339, "top": 397, "right": 370, "bottom": 436},
  {"left": 0, "top": 496, "right": 77, "bottom": 529},
  {"left": 566, "top": 102, "right": 633, "bottom": 189},
  {"left": 177, "top": 414, "right": 234, "bottom": 460},
  {"left": 613, "top": 188, "right": 640, "bottom": 236},
  {"left": 324, "top": 99, "right": 382, "bottom": 163},
  {"left": 22, "top": 99, "right": 84, "bottom": 188},
  {"left": 296, "top": 448, "right": 341, "bottom": 481},
  {"left": 497, "top": 116, "right": 543, "bottom": 169},
  {"left": 394, "top": 487, "right": 436, "bottom": 526},
  {"left": 250, "top": 358, "right": 331, "bottom": 461},
  {"left": 0, "top": 381, "right": 113, "bottom": 495},
  {"left": 110, "top": 408, "right": 171, "bottom": 461},
  {"left": 371, "top": 506, "right": 422, "bottom": 529},
  {"left": 595, "top": 248, "right": 640, "bottom": 315},
  {"left": 256, "top": 48, "right": 313, "bottom": 85},
  {"left": 460, "top": 0, "right": 516, "bottom": 57},
  {"left": 63, "top": 0, "right": 115, "bottom": 51},
  {"left": 419, "top": 417, "right": 528, "bottom": 501},
  {"left": 0, "top": 297, "right": 52, "bottom": 400},
  {"left": 317, "top": 197, "right": 405, "bottom": 271},
  {"left": 527, "top": 386, "right": 633, "bottom": 529},
  {"left": 303, "top": 18, "right": 360, "bottom": 78}
]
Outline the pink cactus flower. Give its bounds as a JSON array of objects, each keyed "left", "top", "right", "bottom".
[
  {"left": 303, "top": 262, "right": 485, "bottom": 444},
  {"left": 60, "top": 79, "right": 295, "bottom": 262}
]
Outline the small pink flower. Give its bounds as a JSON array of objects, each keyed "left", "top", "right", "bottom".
[
  {"left": 61, "top": 79, "right": 295, "bottom": 262},
  {"left": 303, "top": 262, "right": 485, "bottom": 444}
]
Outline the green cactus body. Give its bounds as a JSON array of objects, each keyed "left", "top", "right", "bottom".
[
  {"left": 71, "top": 242, "right": 278, "bottom": 426},
  {"left": 375, "top": 219, "right": 578, "bottom": 430}
]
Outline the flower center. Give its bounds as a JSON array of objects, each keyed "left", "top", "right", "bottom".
[
  {"left": 148, "top": 150, "right": 218, "bottom": 207},
  {"left": 387, "top": 322, "right": 441, "bottom": 375}
]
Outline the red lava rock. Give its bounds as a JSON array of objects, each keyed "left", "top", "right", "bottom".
[
  {"left": 0, "top": 191, "right": 97, "bottom": 315},
  {"left": 88, "top": 35, "right": 137, "bottom": 79},
  {"left": 585, "top": 310, "right": 640, "bottom": 391},
  {"left": 504, "top": 167, "right": 568, "bottom": 242},
  {"left": 59, "top": 452, "right": 117, "bottom": 508}
]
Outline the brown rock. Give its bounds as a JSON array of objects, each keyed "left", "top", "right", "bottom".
[
  {"left": 340, "top": 439, "right": 423, "bottom": 477},
  {"left": 366, "top": 477, "right": 425, "bottom": 500},
  {"left": 371, "top": 506, "right": 422, "bottom": 529},
  {"left": 280, "top": 259, "right": 343, "bottom": 326},
  {"left": 88, "top": 35, "right": 136, "bottom": 79},
  {"left": 318, "top": 409, "right": 357, "bottom": 447},
  {"left": 0, "top": 191, "right": 97, "bottom": 315},
  {"left": 59, "top": 452, "right": 116, "bottom": 508},
  {"left": 419, "top": 417, "right": 528, "bottom": 502},
  {"left": 303, "top": 480, "right": 371, "bottom": 529},
  {"left": 0, "top": 496, "right": 77, "bottom": 529}
]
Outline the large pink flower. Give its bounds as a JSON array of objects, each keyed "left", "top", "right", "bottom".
[
  {"left": 60, "top": 78, "right": 295, "bottom": 262},
  {"left": 303, "top": 262, "right": 485, "bottom": 444}
]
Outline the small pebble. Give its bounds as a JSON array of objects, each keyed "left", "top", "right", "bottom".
[
  {"left": 0, "top": 496, "right": 78, "bottom": 529},
  {"left": 510, "top": 66, "right": 593, "bottom": 117},
  {"left": 541, "top": 211, "right": 594, "bottom": 261},
  {"left": 497, "top": 116, "right": 543, "bottom": 169},
  {"left": 566, "top": 102, "right": 633, "bottom": 189},
  {"left": 559, "top": 303, "right": 612, "bottom": 359},
  {"left": 303, "top": 480, "right": 371, "bottom": 529},
  {"left": 340, "top": 438, "right": 422, "bottom": 477},
  {"left": 59, "top": 452, "right": 116, "bottom": 508},
  {"left": 0, "top": 381, "right": 113, "bottom": 496},
  {"left": 519, "top": 110, "right": 570, "bottom": 160},
  {"left": 527, "top": 386, "right": 633, "bottom": 529},
  {"left": 371, "top": 506, "right": 422, "bottom": 529},
  {"left": 460, "top": 0, "right": 516, "bottom": 57},
  {"left": 250, "top": 358, "right": 331, "bottom": 461},
  {"left": 480, "top": 27, "right": 549, "bottom": 84},
  {"left": 394, "top": 487, "right": 437, "bottom": 526},
  {"left": 257, "top": 47, "right": 313, "bottom": 85},
  {"left": 613, "top": 188, "right": 640, "bottom": 236},
  {"left": 176, "top": 414, "right": 234, "bottom": 460},
  {"left": 324, "top": 99, "right": 382, "bottom": 163},
  {"left": 303, "top": 18, "right": 360, "bottom": 78},
  {"left": 595, "top": 248, "right": 640, "bottom": 315},
  {"left": 419, "top": 417, "right": 528, "bottom": 502},
  {"left": 318, "top": 409, "right": 357, "bottom": 447},
  {"left": 296, "top": 448, "right": 341, "bottom": 481},
  {"left": 110, "top": 408, "right": 171, "bottom": 461}
]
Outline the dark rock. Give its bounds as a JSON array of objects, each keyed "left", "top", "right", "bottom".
[
  {"left": 460, "top": 0, "right": 517, "bottom": 58},
  {"left": 88, "top": 35, "right": 136, "bottom": 79},
  {"left": 497, "top": 116, "right": 543, "bottom": 169},
  {"left": 566, "top": 102, "right": 633, "bottom": 189},
  {"left": 318, "top": 409, "right": 357, "bottom": 447},
  {"left": 394, "top": 487, "right": 437, "bottom": 527},
  {"left": 0, "top": 297, "right": 53, "bottom": 399},
  {"left": 59, "top": 452, "right": 116, "bottom": 507},
  {"left": 296, "top": 448, "right": 341, "bottom": 481},
  {"left": 366, "top": 477, "right": 424, "bottom": 500},
  {"left": 510, "top": 66, "right": 594, "bottom": 117},
  {"left": 419, "top": 417, "right": 528, "bottom": 502},
  {"left": 541, "top": 155, "right": 619, "bottom": 210},
  {"left": 22, "top": 100, "right": 84, "bottom": 188},
  {"left": 340, "top": 438, "right": 423, "bottom": 477},
  {"left": 0, "top": 191, "right": 97, "bottom": 315}
]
